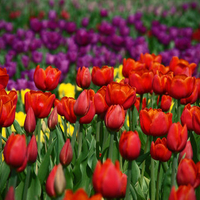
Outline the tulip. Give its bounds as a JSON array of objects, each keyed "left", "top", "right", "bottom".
[
  {"left": 54, "top": 97, "right": 77, "bottom": 123},
  {"left": 34, "top": 65, "right": 61, "bottom": 91},
  {"left": 60, "top": 139, "right": 73, "bottom": 166},
  {"left": 149, "top": 62, "right": 170, "bottom": 74},
  {"left": 134, "top": 97, "right": 147, "bottom": 112},
  {"left": 192, "top": 106, "right": 200, "bottom": 135},
  {"left": 25, "top": 90, "right": 55, "bottom": 119},
  {"left": 150, "top": 138, "right": 172, "bottom": 162},
  {"left": 166, "top": 74, "right": 195, "bottom": 99},
  {"left": 92, "top": 159, "right": 127, "bottom": 199},
  {"left": 139, "top": 108, "right": 172, "bottom": 136},
  {"left": 0, "top": 89, "right": 17, "bottom": 127},
  {"left": 178, "top": 141, "right": 193, "bottom": 163},
  {"left": 105, "top": 105, "right": 125, "bottom": 132},
  {"left": 24, "top": 107, "right": 36, "bottom": 134},
  {"left": 76, "top": 66, "right": 91, "bottom": 89},
  {"left": 176, "top": 158, "right": 197, "bottom": 187},
  {"left": 27, "top": 135, "right": 38, "bottom": 163},
  {"left": 129, "top": 69, "right": 154, "bottom": 94},
  {"left": 0, "top": 67, "right": 9, "bottom": 89},
  {"left": 119, "top": 130, "right": 141, "bottom": 160},
  {"left": 167, "top": 122, "right": 188, "bottom": 152},
  {"left": 157, "top": 95, "right": 172, "bottom": 112},
  {"left": 16, "top": 156, "right": 27, "bottom": 172},
  {"left": 139, "top": 53, "right": 162, "bottom": 69},
  {"left": 4, "top": 133, "right": 27, "bottom": 168},
  {"left": 105, "top": 82, "right": 136, "bottom": 110},
  {"left": 47, "top": 106, "right": 58, "bottom": 130},
  {"left": 169, "top": 185, "right": 196, "bottom": 200},
  {"left": 91, "top": 66, "right": 114, "bottom": 86},
  {"left": 46, "top": 164, "right": 66, "bottom": 197},
  {"left": 5, "top": 187, "right": 15, "bottom": 200}
]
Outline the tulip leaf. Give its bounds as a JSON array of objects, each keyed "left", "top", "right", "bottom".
[
  {"left": 190, "top": 133, "right": 200, "bottom": 163},
  {"left": 15, "top": 181, "right": 24, "bottom": 200},
  {"left": 0, "top": 162, "right": 10, "bottom": 193},
  {"left": 13, "top": 119, "right": 25, "bottom": 134},
  {"left": 65, "top": 167, "right": 74, "bottom": 190},
  {"left": 134, "top": 181, "right": 146, "bottom": 200},
  {"left": 131, "top": 160, "right": 140, "bottom": 185},
  {"left": 38, "top": 140, "right": 56, "bottom": 184}
]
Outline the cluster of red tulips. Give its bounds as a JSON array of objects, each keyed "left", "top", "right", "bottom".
[{"left": 1, "top": 52, "right": 200, "bottom": 200}]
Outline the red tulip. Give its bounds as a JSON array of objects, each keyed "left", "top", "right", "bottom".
[
  {"left": 178, "top": 141, "right": 193, "bottom": 163},
  {"left": 25, "top": 90, "right": 55, "bottom": 119},
  {"left": 24, "top": 107, "right": 36, "bottom": 134},
  {"left": 60, "top": 139, "right": 73, "bottom": 166},
  {"left": 92, "top": 159, "right": 127, "bottom": 199},
  {"left": 105, "top": 82, "right": 136, "bottom": 110},
  {"left": 105, "top": 105, "right": 125, "bottom": 132},
  {"left": 4, "top": 133, "right": 27, "bottom": 168},
  {"left": 149, "top": 62, "right": 170, "bottom": 74},
  {"left": 167, "top": 122, "right": 188, "bottom": 152},
  {"left": 76, "top": 66, "right": 91, "bottom": 89},
  {"left": 0, "top": 89, "right": 17, "bottom": 127},
  {"left": 5, "top": 187, "right": 15, "bottom": 200},
  {"left": 150, "top": 138, "right": 172, "bottom": 162},
  {"left": 0, "top": 67, "right": 9, "bottom": 89},
  {"left": 47, "top": 106, "right": 58, "bottom": 130},
  {"left": 192, "top": 106, "right": 200, "bottom": 135},
  {"left": 134, "top": 97, "right": 147, "bottom": 112},
  {"left": 157, "top": 95, "right": 172, "bottom": 112},
  {"left": 139, "top": 108, "right": 172, "bottom": 136},
  {"left": 169, "top": 185, "right": 196, "bottom": 200},
  {"left": 54, "top": 97, "right": 77, "bottom": 123},
  {"left": 92, "top": 66, "right": 114, "bottom": 86},
  {"left": 27, "top": 135, "right": 38, "bottom": 163},
  {"left": 34, "top": 65, "right": 61, "bottom": 91},
  {"left": 119, "top": 130, "right": 141, "bottom": 160},
  {"left": 196, "top": 78, "right": 200, "bottom": 99}
]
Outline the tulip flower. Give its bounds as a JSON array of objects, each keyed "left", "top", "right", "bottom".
[
  {"left": 176, "top": 158, "right": 197, "bottom": 187},
  {"left": 196, "top": 78, "right": 200, "bottom": 99},
  {"left": 192, "top": 106, "right": 200, "bottom": 135},
  {"left": 54, "top": 97, "right": 77, "bottom": 123},
  {"left": 178, "top": 141, "right": 193, "bottom": 163},
  {"left": 5, "top": 187, "right": 15, "bottom": 200},
  {"left": 25, "top": 90, "right": 55, "bottom": 119},
  {"left": 46, "top": 164, "right": 66, "bottom": 197},
  {"left": 47, "top": 106, "right": 58, "bottom": 130},
  {"left": 76, "top": 66, "right": 91, "bottom": 89},
  {"left": 149, "top": 62, "right": 169, "bottom": 74},
  {"left": 0, "top": 89, "right": 17, "bottom": 127},
  {"left": 167, "top": 122, "right": 188, "bottom": 152},
  {"left": 24, "top": 107, "right": 36, "bottom": 134},
  {"left": 60, "top": 139, "right": 73, "bottom": 166},
  {"left": 34, "top": 65, "right": 61, "bottom": 91},
  {"left": 139, "top": 108, "right": 172, "bottom": 136},
  {"left": 27, "top": 135, "right": 38, "bottom": 163},
  {"left": 166, "top": 74, "right": 195, "bottom": 99},
  {"left": 105, "top": 82, "right": 136, "bottom": 110},
  {"left": 139, "top": 53, "right": 162, "bottom": 69},
  {"left": 105, "top": 105, "right": 125, "bottom": 132},
  {"left": 157, "top": 95, "right": 172, "bottom": 112},
  {"left": 0, "top": 67, "right": 9, "bottom": 89},
  {"left": 4, "top": 133, "right": 27, "bottom": 168},
  {"left": 134, "top": 97, "right": 147, "bottom": 112},
  {"left": 91, "top": 66, "right": 114, "bottom": 86},
  {"left": 150, "top": 138, "right": 172, "bottom": 162},
  {"left": 169, "top": 185, "right": 196, "bottom": 200},
  {"left": 129, "top": 69, "right": 154, "bottom": 94},
  {"left": 119, "top": 130, "right": 141, "bottom": 160},
  {"left": 92, "top": 159, "right": 127, "bottom": 199}
]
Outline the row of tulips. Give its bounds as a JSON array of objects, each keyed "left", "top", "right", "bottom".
[{"left": 1, "top": 52, "right": 200, "bottom": 200}]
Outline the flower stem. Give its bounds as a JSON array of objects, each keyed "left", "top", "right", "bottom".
[
  {"left": 132, "top": 105, "right": 137, "bottom": 131},
  {"left": 139, "top": 94, "right": 143, "bottom": 112},
  {"left": 177, "top": 99, "right": 181, "bottom": 122},
  {"left": 8, "top": 169, "right": 18, "bottom": 188},
  {"left": 129, "top": 109, "right": 133, "bottom": 131},
  {"left": 151, "top": 157, "right": 155, "bottom": 200},
  {"left": 108, "top": 133, "right": 114, "bottom": 161},
  {"left": 156, "top": 161, "right": 161, "bottom": 200},
  {"left": 71, "top": 120, "right": 80, "bottom": 149},
  {"left": 125, "top": 161, "right": 132, "bottom": 200},
  {"left": 36, "top": 119, "right": 42, "bottom": 161},
  {"left": 77, "top": 123, "right": 83, "bottom": 157},
  {"left": 96, "top": 116, "right": 101, "bottom": 160},
  {"left": 171, "top": 153, "right": 177, "bottom": 187}
]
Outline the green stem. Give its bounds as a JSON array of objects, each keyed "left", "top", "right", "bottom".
[
  {"left": 156, "top": 162, "right": 161, "bottom": 200},
  {"left": 96, "top": 117, "right": 101, "bottom": 160},
  {"left": 158, "top": 95, "right": 162, "bottom": 109},
  {"left": 151, "top": 157, "right": 155, "bottom": 200},
  {"left": 162, "top": 162, "right": 169, "bottom": 173},
  {"left": 139, "top": 94, "right": 143, "bottom": 112},
  {"left": 125, "top": 161, "right": 133, "bottom": 200},
  {"left": 129, "top": 109, "right": 133, "bottom": 131},
  {"left": 8, "top": 169, "right": 18, "bottom": 188},
  {"left": 77, "top": 124, "right": 83, "bottom": 157},
  {"left": 132, "top": 105, "right": 137, "bottom": 131},
  {"left": 108, "top": 133, "right": 114, "bottom": 161},
  {"left": 36, "top": 119, "right": 42, "bottom": 161},
  {"left": 151, "top": 92, "right": 154, "bottom": 109},
  {"left": 64, "top": 118, "right": 67, "bottom": 140},
  {"left": 171, "top": 153, "right": 178, "bottom": 187},
  {"left": 177, "top": 99, "right": 181, "bottom": 122},
  {"left": 71, "top": 120, "right": 80, "bottom": 149}
]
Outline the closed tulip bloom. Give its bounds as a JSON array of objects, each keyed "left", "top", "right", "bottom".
[
  {"left": 192, "top": 106, "right": 200, "bottom": 135},
  {"left": 178, "top": 141, "right": 193, "bottom": 163},
  {"left": 140, "top": 108, "right": 172, "bottom": 136},
  {"left": 150, "top": 137, "right": 172, "bottom": 162},
  {"left": 54, "top": 97, "right": 77, "bottom": 123},
  {"left": 4, "top": 133, "right": 27, "bottom": 168},
  {"left": 92, "top": 66, "right": 114, "bottom": 86},
  {"left": 48, "top": 106, "right": 58, "bottom": 130},
  {"left": 129, "top": 69, "right": 154, "bottom": 94},
  {"left": 0, "top": 67, "right": 9, "bottom": 89},
  {"left": 92, "top": 159, "right": 127, "bottom": 199},
  {"left": 119, "top": 130, "right": 141, "bottom": 160},
  {"left": 0, "top": 89, "right": 17, "bottom": 127},
  {"left": 76, "top": 66, "right": 91, "bottom": 89},
  {"left": 105, "top": 82, "right": 136, "bottom": 110},
  {"left": 27, "top": 135, "right": 38, "bottom": 163},
  {"left": 25, "top": 91, "right": 55, "bottom": 119},
  {"left": 169, "top": 185, "right": 196, "bottom": 200},
  {"left": 105, "top": 105, "right": 125, "bottom": 132},
  {"left": 122, "top": 58, "right": 145, "bottom": 78},
  {"left": 34, "top": 65, "right": 61, "bottom": 91},
  {"left": 177, "top": 158, "right": 197, "bottom": 187},
  {"left": 157, "top": 95, "right": 172, "bottom": 112},
  {"left": 5, "top": 187, "right": 15, "bottom": 200},
  {"left": 167, "top": 122, "right": 188, "bottom": 152},
  {"left": 60, "top": 139, "right": 73, "bottom": 166},
  {"left": 169, "top": 56, "right": 197, "bottom": 77},
  {"left": 24, "top": 107, "right": 36, "bottom": 134},
  {"left": 166, "top": 74, "right": 195, "bottom": 99}
]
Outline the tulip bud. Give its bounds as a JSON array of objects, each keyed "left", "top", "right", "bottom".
[
  {"left": 5, "top": 186, "right": 15, "bottom": 200},
  {"left": 48, "top": 107, "right": 58, "bottom": 130},
  {"left": 24, "top": 107, "right": 36, "bottom": 135},
  {"left": 60, "top": 139, "right": 73, "bottom": 166},
  {"left": 119, "top": 130, "right": 141, "bottom": 160},
  {"left": 27, "top": 135, "right": 38, "bottom": 163},
  {"left": 76, "top": 66, "right": 91, "bottom": 89},
  {"left": 178, "top": 141, "right": 193, "bottom": 163}
]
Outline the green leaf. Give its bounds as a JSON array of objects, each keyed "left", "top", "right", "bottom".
[
  {"left": 15, "top": 181, "right": 24, "bottom": 200},
  {"left": 38, "top": 140, "right": 56, "bottom": 184},
  {"left": 13, "top": 119, "right": 25, "bottom": 134},
  {"left": 65, "top": 167, "right": 73, "bottom": 190},
  {"left": 0, "top": 162, "right": 10, "bottom": 193},
  {"left": 131, "top": 160, "right": 140, "bottom": 185}
]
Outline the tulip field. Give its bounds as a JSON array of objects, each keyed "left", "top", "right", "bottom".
[{"left": 1, "top": 0, "right": 200, "bottom": 199}]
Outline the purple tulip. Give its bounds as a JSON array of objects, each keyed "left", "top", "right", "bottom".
[{"left": 32, "top": 51, "right": 43, "bottom": 63}]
